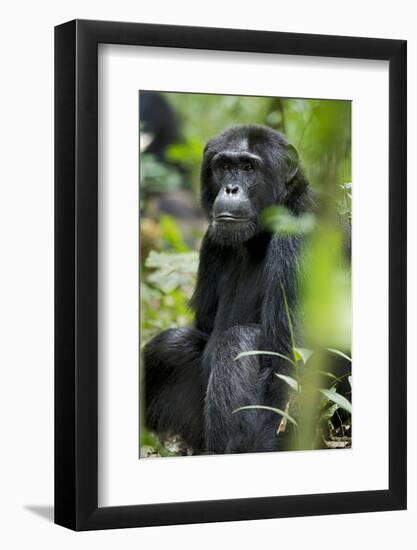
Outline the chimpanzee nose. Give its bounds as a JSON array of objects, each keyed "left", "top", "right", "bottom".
[{"left": 225, "top": 184, "right": 240, "bottom": 195}]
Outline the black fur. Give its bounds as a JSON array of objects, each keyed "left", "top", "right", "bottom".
[
  {"left": 139, "top": 91, "right": 180, "bottom": 161},
  {"left": 144, "top": 125, "right": 313, "bottom": 454}
]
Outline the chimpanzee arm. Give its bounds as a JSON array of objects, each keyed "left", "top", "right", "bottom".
[
  {"left": 258, "top": 235, "right": 304, "bottom": 410},
  {"left": 144, "top": 327, "right": 208, "bottom": 452},
  {"left": 260, "top": 235, "right": 303, "bottom": 354}
]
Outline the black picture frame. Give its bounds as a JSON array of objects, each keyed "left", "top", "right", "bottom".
[{"left": 55, "top": 19, "right": 407, "bottom": 531}]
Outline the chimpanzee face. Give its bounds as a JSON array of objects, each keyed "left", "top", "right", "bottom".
[{"left": 200, "top": 125, "right": 300, "bottom": 245}]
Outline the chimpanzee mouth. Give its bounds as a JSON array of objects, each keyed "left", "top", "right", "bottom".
[
  {"left": 214, "top": 213, "right": 250, "bottom": 223},
  {"left": 209, "top": 215, "right": 258, "bottom": 245}
]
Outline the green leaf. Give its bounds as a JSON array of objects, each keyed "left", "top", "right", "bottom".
[
  {"left": 326, "top": 348, "right": 352, "bottom": 362},
  {"left": 321, "top": 402, "right": 339, "bottom": 420},
  {"left": 233, "top": 405, "right": 298, "bottom": 427},
  {"left": 294, "top": 347, "right": 313, "bottom": 365},
  {"left": 235, "top": 350, "right": 295, "bottom": 367},
  {"left": 275, "top": 373, "right": 299, "bottom": 391},
  {"left": 319, "top": 389, "right": 352, "bottom": 414}
]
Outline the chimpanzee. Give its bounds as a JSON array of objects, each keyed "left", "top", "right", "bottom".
[{"left": 144, "top": 124, "right": 313, "bottom": 454}]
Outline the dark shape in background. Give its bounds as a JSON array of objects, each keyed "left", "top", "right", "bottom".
[
  {"left": 139, "top": 91, "right": 205, "bottom": 251},
  {"left": 139, "top": 91, "right": 181, "bottom": 161}
]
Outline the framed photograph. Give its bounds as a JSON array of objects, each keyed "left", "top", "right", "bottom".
[{"left": 55, "top": 20, "right": 407, "bottom": 530}]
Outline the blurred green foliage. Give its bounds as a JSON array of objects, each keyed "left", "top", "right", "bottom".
[
  {"left": 262, "top": 206, "right": 316, "bottom": 235},
  {"left": 140, "top": 154, "right": 183, "bottom": 198},
  {"left": 165, "top": 94, "right": 351, "bottom": 195},
  {"left": 141, "top": 93, "right": 351, "bottom": 199}
]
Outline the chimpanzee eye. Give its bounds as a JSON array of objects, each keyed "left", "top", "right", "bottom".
[
  {"left": 242, "top": 163, "right": 254, "bottom": 171},
  {"left": 222, "top": 163, "right": 230, "bottom": 171}
]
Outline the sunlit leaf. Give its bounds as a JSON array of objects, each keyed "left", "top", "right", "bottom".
[
  {"left": 294, "top": 347, "right": 313, "bottom": 365},
  {"left": 321, "top": 402, "right": 339, "bottom": 420},
  {"left": 319, "top": 389, "right": 352, "bottom": 414},
  {"left": 275, "top": 373, "right": 299, "bottom": 391}
]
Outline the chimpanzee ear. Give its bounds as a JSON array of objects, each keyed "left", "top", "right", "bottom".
[{"left": 284, "top": 143, "right": 299, "bottom": 183}]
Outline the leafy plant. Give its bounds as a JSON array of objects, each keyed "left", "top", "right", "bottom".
[
  {"left": 141, "top": 250, "right": 199, "bottom": 344},
  {"left": 234, "top": 346, "right": 352, "bottom": 449},
  {"left": 145, "top": 250, "right": 198, "bottom": 293},
  {"left": 140, "top": 428, "right": 176, "bottom": 458}
]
